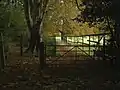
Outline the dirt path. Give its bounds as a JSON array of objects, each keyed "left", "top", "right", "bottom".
[{"left": 0, "top": 45, "right": 120, "bottom": 90}]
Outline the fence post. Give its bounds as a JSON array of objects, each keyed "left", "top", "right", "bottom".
[
  {"left": 103, "top": 35, "right": 106, "bottom": 60},
  {"left": 0, "top": 32, "right": 5, "bottom": 70},
  {"left": 98, "top": 35, "right": 100, "bottom": 50},
  {"left": 39, "top": 42, "right": 45, "bottom": 70},
  {"left": 20, "top": 33, "right": 23, "bottom": 56},
  {"left": 54, "top": 36, "right": 56, "bottom": 56},
  {"left": 82, "top": 36, "right": 84, "bottom": 51},
  {"left": 89, "top": 36, "right": 90, "bottom": 55}
]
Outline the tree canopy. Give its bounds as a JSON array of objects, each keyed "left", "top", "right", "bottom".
[{"left": 74, "top": 0, "right": 120, "bottom": 66}]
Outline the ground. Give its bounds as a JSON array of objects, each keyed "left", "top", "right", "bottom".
[{"left": 0, "top": 44, "right": 120, "bottom": 90}]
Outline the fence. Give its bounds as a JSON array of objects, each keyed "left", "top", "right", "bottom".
[
  {"left": 0, "top": 31, "right": 111, "bottom": 69},
  {"left": 0, "top": 30, "right": 25, "bottom": 70}
]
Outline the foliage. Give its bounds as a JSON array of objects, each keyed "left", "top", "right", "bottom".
[
  {"left": 74, "top": 0, "right": 120, "bottom": 65},
  {"left": 0, "top": 0, "right": 26, "bottom": 40},
  {"left": 74, "top": 0, "right": 120, "bottom": 32},
  {"left": 43, "top": 0, "right": 101, "bottom": 37},
  {"left": 0, "top": 0, "right": 26, "bottom": 53}
]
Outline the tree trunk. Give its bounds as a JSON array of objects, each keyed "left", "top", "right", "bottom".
[{"left": 28, "top": 27, "right": 40, "bottom": 54}]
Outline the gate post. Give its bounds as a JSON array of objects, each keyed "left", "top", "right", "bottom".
[
  {"left": 89, "top": 36, "right": 90, "bottom": 55},
  {"left": 20, "top": 33, "right": 23, "bottom": 56},
  {"left": 103, "top": 36, "right": 106, "bottom": 60},
  {"left": 0, "top": 32, "right": 5, "bottom": 70},
  {"left": 39, "top": 42, "right": 45, "bottom": 70}
]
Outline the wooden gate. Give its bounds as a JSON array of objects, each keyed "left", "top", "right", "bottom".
[{"left": 45, "top": 33, "right": 110, "bottom": 67}]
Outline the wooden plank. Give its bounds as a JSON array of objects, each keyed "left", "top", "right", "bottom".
[
  {"left": 78, "top": 33, "right": 110, "bottom": 37},
  {"left": 48, "top": 33, "right": 110, "bottom": 37},
  {"left": 87, "top": 40, "right": 99, "bottom": 43},
  {"left": 46, "top": 44, "right": 106, "bottom": 47}
]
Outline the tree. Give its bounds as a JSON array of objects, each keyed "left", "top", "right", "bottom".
[
  {"left": 23, "top": 0, "right": 49, "bottom": 54},
  {"left": 43, "top": 0, "right": 101, "bottom": 39},
  {"left": 74, "top": 0, "right": 120, "bottom": 66}
]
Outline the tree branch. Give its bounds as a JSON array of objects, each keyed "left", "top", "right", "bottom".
[
  {"left": 36, "top": 0, "right": 49, "bottom": 26},
  {"left": 75, "top": 0, "right": 81, "bottom": 11},
  {"left": 23, "top": 0, "right": 33, "bottom": 31}
]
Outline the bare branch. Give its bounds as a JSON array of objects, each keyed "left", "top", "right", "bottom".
[
  {"left": 36, "top": 0, "right": 49, "bottom": 25},
  {"left": 75, "top": 0, "right": 81, "bottom": 11}
]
